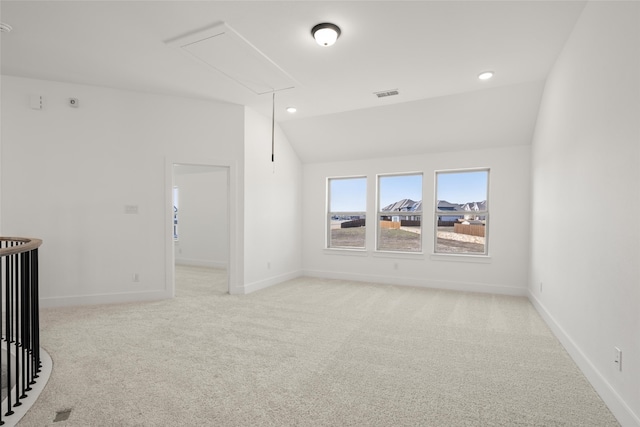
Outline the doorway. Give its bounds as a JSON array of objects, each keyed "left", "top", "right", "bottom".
[{"left": 172, "top": 163, "right": 230, "bottom": 295}]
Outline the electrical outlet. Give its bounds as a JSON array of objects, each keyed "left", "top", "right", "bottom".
[
  {"left": 614, "top": 347, "right": 622, "bottom": 371},
  {"left": 540, "top": 282, "right": 543, "bottom": 292},
  {"left": 267, "top": 262, "right": 271, "bottom": 270},
  {"left": 133, "top": 273, "right": 140, "bottom": 283},
  {"left": 393, "top": 262, "right": 398, "bottom": 270}
]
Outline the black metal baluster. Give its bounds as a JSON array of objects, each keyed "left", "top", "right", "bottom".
[
  {"left": 33, "top": 249, "right": 40, "bottom": 377},
  {"left": 1, "top": 251, "right": 4, "bottom": 426},
  {"left": 26, "top": 250, "right": 35, "bottom": 387},
  {"left": 20, "top": 251, "right": 29, "bottom": 398},
  {"left": 13, "top": 251, "right": 21, "bottom": 408},
  {"left": 0, "top": 239, "right": 42, "bottom": 424},
  {"left": 4, "top": 251, "right": 14, "bottom": 417},
  {"left": 27, "top": 250, "right": 35, "bottom": 388}
]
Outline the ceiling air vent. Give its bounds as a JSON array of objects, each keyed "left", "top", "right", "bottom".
[{"left": 374, "top": 89, "right": 399, "bottom": 98}]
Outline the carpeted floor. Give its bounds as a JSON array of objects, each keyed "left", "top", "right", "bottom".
[{"left": 16, "top": 266, "right": 618, "bottom": 426}]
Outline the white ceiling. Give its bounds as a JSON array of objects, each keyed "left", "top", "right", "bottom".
[{"left": 0, "top": 1, "right": 586, "bottom": 163}]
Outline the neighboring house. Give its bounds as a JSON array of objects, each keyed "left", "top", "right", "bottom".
[
  {"left": 381, "top": 199, "right": 421, "bottom": 222},
  {"left": 437, "top": 200, "right": 464, "bottom": 222},
  {"left": 461, "top": 201, "right": 487, "bottom": 221},
  {"left": 381, "top": 199, "right": 487, "bottom": 223}
]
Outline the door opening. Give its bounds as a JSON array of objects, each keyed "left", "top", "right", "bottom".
[{"left": 172, "top": 163, "right": 230, "bottom": 295}]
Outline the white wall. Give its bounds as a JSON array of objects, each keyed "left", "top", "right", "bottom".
[
  {"left": 529, "top": 2, "right": 640, "bottom": 425},
  {"left": 0, "top": 76, "right": 244, "bottom": 306},
  {"left": 302, "top": 145, "right": 531, "bottom": 295},
  {"left": 241, "top": 107, "right": 303, "bottom": 294},
  {"left": 174, "top": 167, "right": 228, "bottom": 269}
]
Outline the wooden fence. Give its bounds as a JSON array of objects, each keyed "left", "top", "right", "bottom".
[
  {"left": 454, "top": 223, "right": 485, "bottom": 237},
  {"left": 380, "top": 221, "right": 401, "bottom": 229},
  {"left": 340, "top": 219, "right": 365, "bottom": 228}
]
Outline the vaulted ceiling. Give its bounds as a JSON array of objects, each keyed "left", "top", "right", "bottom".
[{"left": 0, "top": 1, "right": 586, "bottom": 163}]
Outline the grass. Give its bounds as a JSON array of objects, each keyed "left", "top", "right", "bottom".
[
  {"left": 330, "top": 227, "right": 421, "bottom": 251},
  {"left": 330, "top": 228, "right": 366, "bottom": 248},
  {"left": 378, "top": 229, "right": 421, "bottom": 251},
  {"left": 436, "top": 238, "right": 485, "bottom": 254},
  {"left": 331, "top": 226, "right": 485, "bottom": 254}
]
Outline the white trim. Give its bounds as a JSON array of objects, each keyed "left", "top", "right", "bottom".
[
  {"left": 175, "top": 258, "right": 228, "bottom": 269},
  {"left": 326, "top": 176, "right": 367, "bottom": 249},
  {"left": 434, "top": 168, "right": 490, "bottom": 256},
  {"left": 323, "top": 248, "right": 368, "bottom": 256},
  {"left": 166, "top": 158, "right": 239, "bottom": 296},
  {"left": 376, "top": 172, "right": 424, "bottom": 252},
  {"left": 429, "top": 253, "right": 492, "bottom": 263},
  {"left": 1, "top": 346, "right": 52, "bottom": 427},
  {"left": 237, "top": 270, "right": 303, "bottom": 295},
  {"left": 322, "top": 249, "right": 427, "bottom": 259},
  {"left": 304, "top": 269, "right": 527, "bottom": 296},
  {"left": 528, "top": 291, "right": 640, "bottom": 427},
  {"left": 372, "top": 251, "right": 425, "bottom": 260},
  {"left": 39, "top": 290, "right": 171, "bottom": 308},
  {"left": 434, "top": 166, "right": 491, "bottom": 174}
]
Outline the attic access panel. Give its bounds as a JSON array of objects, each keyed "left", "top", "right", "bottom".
[{"left": 168, "top": 22, "right": 296, "bottom": 95}]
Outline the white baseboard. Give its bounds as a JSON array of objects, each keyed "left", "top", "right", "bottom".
[
  {"left": 175, "top": 258, "right": 227, "bottom": 269},
  {"left": 235, "top": 270, "right": 303, "bottom": 295},
  {"left": 40, "top": 290, "right": 171, "bottom": 308},
  {"left": 303, "top": 269, "right": 527, "bottom": 296},
  {"left": 528, "top": 291, "right": 640, "bottom": 427}
]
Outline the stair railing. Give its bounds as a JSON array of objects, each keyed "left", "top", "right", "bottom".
[{"left": 0, "top": 237, "right": 42, "bottom": 426}]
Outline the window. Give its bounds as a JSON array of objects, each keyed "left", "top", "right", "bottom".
[
  {"left": 377, "top": 173, "right": 422, "bottom": 252},
  {"left": 435, "top": 169, "right": 489, "bottom": 255},
  {"left": 327, "top": 177, "right": 366, "bottom": 249}
]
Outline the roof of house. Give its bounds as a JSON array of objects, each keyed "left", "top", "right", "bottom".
[{"left": 382, "top": 199, "right": 420, "bottom": 212}]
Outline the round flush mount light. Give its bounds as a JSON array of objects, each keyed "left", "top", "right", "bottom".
[
  {"left": 478, "top": 71, "right": 494, "bottom": 81},
  {"left": 0, "top": 22, "right": 13, "bottom": 33},
  {"left": 312, "top": 23, "right": 341, "bottom": 47},
  {"left": 286, "top": 107, "right": 297, "bottom": 114}
]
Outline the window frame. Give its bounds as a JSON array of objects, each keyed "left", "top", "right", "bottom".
[
  {"left": 326, "top": 176, "right": 367, "bottom": 250},
  {"left": 434, "top": 168, "right": 490, "bottom": 256},
  {"left": 376, "top": 172, "right": 423, "bottom": 253}
]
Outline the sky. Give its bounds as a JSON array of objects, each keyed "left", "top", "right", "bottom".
[
  {"left": 330, "top": 177, "right": 366, "bottom": 212},
  {"left": 330, "top": 174, "right": 423, "bottom": 212},
  {"left": 436, "top": 170, "right": 488, "bottom": 204},
  {"left": 379, "top": 174, "right": 422, "bottom": 207},
  {"left": 329, "top": 171, "right": 488, "bottom": 212}
]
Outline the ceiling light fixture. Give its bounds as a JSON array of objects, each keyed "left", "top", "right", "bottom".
[
  {"left": 0, "top": 22, "right": 12, "bottom": 33},
  {"left": 311, "top": 23, "right": 341, "bottom": 47},
  {"left": 286, "top": 107, "right": 297, "bottom": 114},
  {"left": 478, "top": 71, "right": 494, "bottom": 81}
]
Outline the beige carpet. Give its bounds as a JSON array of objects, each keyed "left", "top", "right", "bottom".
[{"left": 16, "top": 266, "right": 618, "bottom": 426}]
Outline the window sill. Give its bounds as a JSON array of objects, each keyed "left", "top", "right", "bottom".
[
  {"left": 429, "top": 253, "right": 492, "bottom": 263},
  {"left": 372, "top": 251, "right": 425, "bottom": 260},
  {"left": 323, "top": 248, "right": 369, "bottom": 257}
]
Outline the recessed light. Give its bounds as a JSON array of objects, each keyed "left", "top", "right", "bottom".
[
  {"left": 286, "top": 107, "right": 297, "bottom": 114},
  {"left": 478, "top": 71, "right": 494, "bottom": 81}
]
